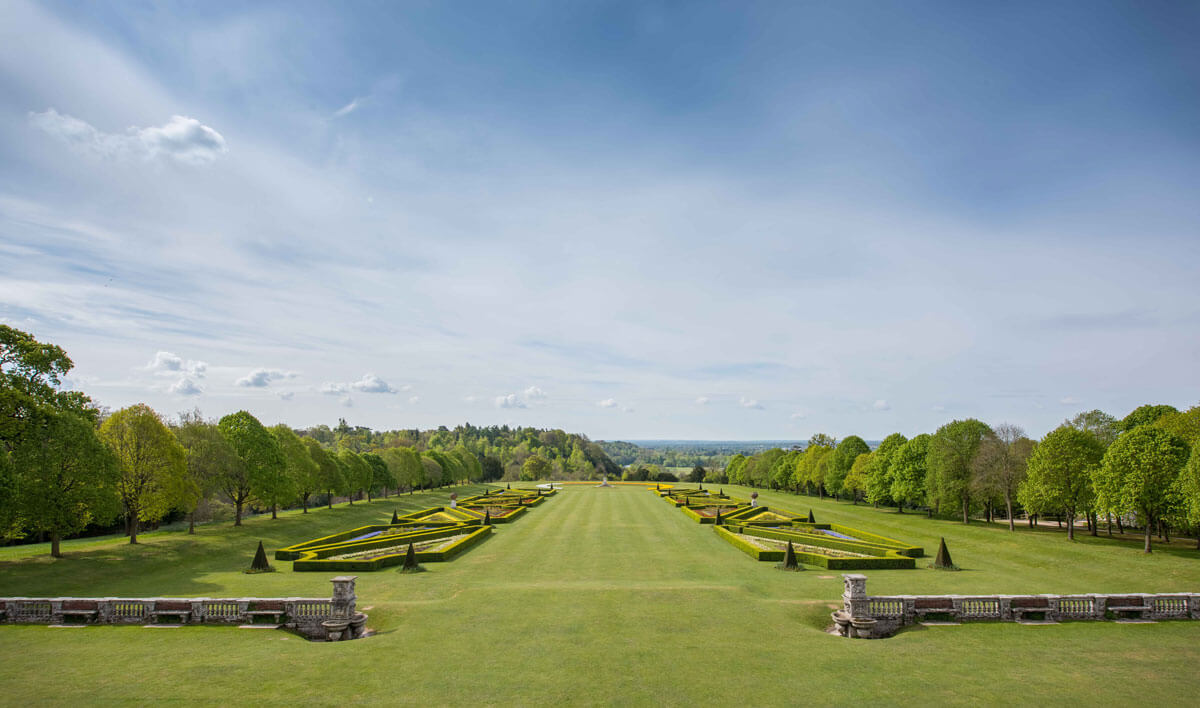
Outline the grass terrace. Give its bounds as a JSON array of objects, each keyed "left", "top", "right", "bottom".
[{"left": 1, "top": 483, "right": 1200, "bottom": 705}]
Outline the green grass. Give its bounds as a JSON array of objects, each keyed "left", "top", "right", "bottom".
[{"left": 1, "top": 484, "right": 1199, "bottom": 706}]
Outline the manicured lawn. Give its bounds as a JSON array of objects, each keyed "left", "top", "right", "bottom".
[{"left": 1, "top": 483, "right": 1199, "bottom": 705}]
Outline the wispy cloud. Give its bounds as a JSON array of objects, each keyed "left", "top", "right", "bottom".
[
  {"left": 333, "top": 97, "right": 363, "bottom": 118},
  {"left": 169, "top": 377, "right": 202, "bottom": 396},
  {"left": 235, "top": 368, "right": 297, "bottom": 387},
  {"left": 873, "top": 399, "right": 891, "bottom": 411},
  {"left": 739, "top": 397, "right": 764, "bottom": 410},
  {"left": 597, "top": 398, "right": 619, "bottom": 409},
  {"left": 147, "top": 351, "right": 207, "bottom": 377}
]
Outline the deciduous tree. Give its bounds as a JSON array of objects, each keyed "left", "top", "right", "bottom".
[
  {"left": 100, "top": 404, "right": 187, "bottom": 543},
  {"left": 928, "top": 419, "right": 992, "bottom": 523},
  {"left": 217, "top": 411, "right": 285, "bottom": 525},
  {"left": 972, "top": 423, "right": 1033, "bottom": 531},
  {"left": 1095, "top": 426, "right": 1189, "bottom": 553}
]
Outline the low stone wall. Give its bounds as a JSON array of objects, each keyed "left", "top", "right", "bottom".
[
  {"left": 833, "top": 574, "right": 1200, "bottom": 639},
  {"left": 0, "top": 576, "right": 368, "bottom": 642}
]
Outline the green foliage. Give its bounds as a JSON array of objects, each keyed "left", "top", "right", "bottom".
[
  {"left": 889, "top": 434, "right": 931, "bottom": 510},
  {"left": 1065, "top": 410, "right": 1120, "bottom": 449},
  {"left": 927, "top": 419, "right": 992, "bottom": 522},
  {"left": 303, "top": 437, "right": 344, "bottom": 507},
  {"left": 1096, "top": 426, "right": 1190, "bottom": 552},
  {"left": 174, "top": 414, "right": 241, "bottom": 527},
  {"left": 1152, "top": 406, "right": 1200, "bottom": 447},
  {"left": 1120, "top": 404, "right": 1179, "bottom": 432},
  {"left": 362, "top": 452, "right": 392, "bottom": 499},
  {"left": 271, "top": 424, "right": 319, "bottom": 512},
  {"left": 865, "top": 432, "right": 907, "bottom": 506},
  {"left": 520, "top": 455, "right": 552, "bottom": 481},
  {"left": 827, "top": 436, "right": 869, "bottom": 498},
  {"left": 0, "top": 325, "right": 97, "bottom": 448},
  {"left": 843, "top": 452, "right": 871, "bottom": 502},
  {"left": 338, "top": 448, "right": 372, "bottom": 502},
  {"left": 9, "top": 406, "right": 121, "bottom": 555},
  {"left": 1018, "top": 425, "right": 1101, "bottom": 539},
  {"left": 217, "top": 411, "right": 285, "bottom": 525},
  {"left": 100, "top": 404, "right": 187, "bottom": 542}
]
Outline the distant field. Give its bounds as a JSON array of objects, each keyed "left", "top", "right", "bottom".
[{"left": 1, "top": 484, "right": 1199, "bottom": 706}]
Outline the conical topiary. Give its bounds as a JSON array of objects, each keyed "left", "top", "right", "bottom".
[
  {"left": 483, "top": 509, "right": 491, "bottom": 525},
  {"left": 933, "top": 537, "right": 957, "bottom": 570},
  {"left": 777, "top": 541, "right": 801, "bottom": 571},
  {"left": 401, "top": 543, "right": 424, "bottom": 572},
  {"left": 715, "top": 508, "right": 722, "bottom": 524},
  {"left": 250, "top": 540, "right": 272, "bottom": 572},
  {"left": 506, "top": 483, "right": 511, "bottom": 490},
  {"left": 807, "top": 510, "right": 815, "bottom": 524},
  {"left": 391, "top": 510, "right": 399, "bottom": 525}
]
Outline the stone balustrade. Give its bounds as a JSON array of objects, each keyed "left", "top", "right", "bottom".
[
  {"left": 0, "top": 576, "right": 367, "bottom": 642},
  {"left": 833, "top": 574, "right": 1200, "bottom": 639}
]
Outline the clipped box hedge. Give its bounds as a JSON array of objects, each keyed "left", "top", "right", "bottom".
[{"left": 293, "top": 526, "right": 493, "bottom": 571}]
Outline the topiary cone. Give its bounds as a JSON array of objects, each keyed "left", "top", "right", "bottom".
[
  {"left": 403, "top": 543, "right": 419, "bottom": 571},
  {"left": 807, "top": 509, "right": 815, "bottom": 524},
  {"left": 506, "top": 483, "right": 511, "bottom": 490},
  {"left": 778, "top": 541, "right": 801, "bottom": 571},
  {"left": 250, "top": 540, "right": 271, "bottom": 572},
  {"left": 934, "top": 537, "right": 955, "bottom": 569},
  {"left": 483, "top": 509, "right": 491, "bottom": 525},
  {"left": 391, "top": 510, "right": 399, "bottom": 525},
  {"left": 715, "top": 508, "right": 722, "bottom": 524}
]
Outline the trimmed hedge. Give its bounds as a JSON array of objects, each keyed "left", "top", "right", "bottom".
[{"left": 293, "top": 526, "right": 493, "bottom": 571}]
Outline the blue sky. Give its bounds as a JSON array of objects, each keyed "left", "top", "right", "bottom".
[{"left": 2, "top": 1, "right": 1198, "bottom": 440}]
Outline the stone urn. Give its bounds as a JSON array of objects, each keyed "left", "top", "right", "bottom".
[
  {"left": 322, "top": 618, "right": 350, "bottom": 641},
  {"left": 349, "top": 612, "right": 368, "bottom": 638},
  {"left": 849, "top": 616, "right": 877, "bottom": 639}
]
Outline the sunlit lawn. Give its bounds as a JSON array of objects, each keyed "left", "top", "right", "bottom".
[{"left": 1, "top": 483, "right": 1199, "bottom": 706}]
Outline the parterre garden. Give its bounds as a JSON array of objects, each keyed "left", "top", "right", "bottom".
[{"left": 2, "top": 483, "right": 1200, "bottom": 705}]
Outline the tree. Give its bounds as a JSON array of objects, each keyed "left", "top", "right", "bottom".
[
  {"left": 303, "top": 438, "right": 343, "bottom": 508},
  {"left": 384, "top": 447, "right": 422, "bottom": 493},
  {"left": 217, "top": 411, "right": 285, "bottom": 525},
  {"left": 793, "top": 443, "right": 832, "bottom": 496},
  {"left": 972, "top": 423, "right": 1033, "bottom": 531},
  {"left": 9, "top": 407, "right": 120, "bottom": 556},
  {"left": 725, "top": 454, "right": 747, "bottom": 485},
  {"left": 1120, "top": 404, "right": 1178, "bottom": 431},
  {"left": 100, "top": 404, "right": 187, "bottom": 543},
  {"left": 1179, "top": 441, "right": 1200, "bottom": 548},
  {"left": 1095, "top": 426, "right": 1190, "bottom": 553},
  {"left": 928, "top": 419, "right": 992, "bottom": 523},
  {"left": 843, "top": 453, "right": 871, "bottom": 504},
  {"left": 865, "top": 433, "right": 907, "bottom": 508},
  {"left": 174, "top": 413, "right": 241, "bottom": 532},
  {"left": 1152, "top": 406, "right": 1200, "bottom": 447},
  {"left": 272, "top": 425, "right": 318, "bottom": 513},
  {"left": 362, "top": 452, "right": 392, "bottom": 500},
  {"left": 687, "top": 464, "right": 706, "bottom": 483},
  {"left": 827, "top": 436, "right": 869, "bottom": 499},
  {"left": 338, "top": 449, "right": 372, "bottom": 503},
  {"left": 521, "top": 455, "right": 551, "bottom": 481},
  {"left": 480, "top": 455, "right": 503, "bottom": 482},
  {"left": 421, "top": 454, "right": 443, "bottom": 487},
  {"left": 0, "top": 325, "right": 97, "bottom": 447},
  {"left": 1018, "top": 426, "right": 1101, "bottom": 540},
  {"left": 1066, "top": 410, "right": 1120, "bottom": 449},
  {"left": 889, "top": 434, "right": 931, "bottom": 513}
]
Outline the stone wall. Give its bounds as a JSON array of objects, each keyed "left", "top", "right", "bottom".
[
  {"left": 0, "top": 576, "right": 367, "bottom": 642},
  {"left": 833, "top": 574, "right": 1200, "bottom": 639}
]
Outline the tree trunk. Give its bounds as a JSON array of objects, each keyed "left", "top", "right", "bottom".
[
  {"left": 1107, "top": 513, "right": 1112, "bottom": 537},
  {"left": 962, "top": 496, "right": 969, "bottom": 524},
  {"left": 129, "top": 509, "right": 139, "bottom": 544},
  {"left": 271, "top": 503, "right": 277, "bottom": 520},
  {"left": 1144, "top": 518, "right": 1153, "bottom": 553},
  {"left": 328, "top": 493, "right": 333, "bottom": 509},
  {"left": 1089, "top": 512, "right": 1098, "bottom": 537},
  {"left": 898, "top": 504, "right": 904, "bottom": 514},
  {"left": 1006, "top": 492, "right": 1015, "bottom": 532},
  {"left": 235, "top": 500, "right": 243, "bottom": 526},
  {"left": 302, "top": 495, "right": 309, "bottom": 514},
  {"left": 188, "top": 511, "right": 195, "bottom": 535},
  {"left": 1117, "top": 517, "right": 1124, "bottom": 534},
  {"left": 51, "top": 531, "right": 61, "bottom": 558},
  {"left": 1067, "top": 512, "right": 1075, "bottom": 541}
]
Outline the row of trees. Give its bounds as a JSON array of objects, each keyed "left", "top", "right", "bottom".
[
  {"left": 1, "top": 326, "right": 621, "bottom": 556},
  {"left": 719, "top": 405, "right": 1200, "bottom": 552}
]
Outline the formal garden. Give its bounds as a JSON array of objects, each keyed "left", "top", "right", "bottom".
[{"left": 3, "top": 482, "right": 1200, "bottom": 705}]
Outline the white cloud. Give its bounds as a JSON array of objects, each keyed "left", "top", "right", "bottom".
[
  {"left": 524, "top": 385, "right": 547, "bottom": 401},
  {"left": 30, "top": 110, "right": 227, "bottom": 165},
  {"left": 495, "top": 393, "right": 526, "bottom": 409},
  {"left": 597, "top": 398, "right": 619, "bottom": 409},
  {"left": 169, "top": 377, "right": 202, "bottom": 396},
  {"left": 320, "top": 382, "right": 348, "bottom": 395},
  {"left": 1059, "top": 396, "right": 1080, "bottom": 406},
  {"left": 339, "top": 395, "right": 353, "bottom": 407},
  {"left": 235, "top": 368, "right": 296, "bottom": 387},
  {"left": 278, "top": 391, "right": 295, "bottom": 400},
  {"left": 739, "top": 397, "right": 763, "bottom": 410},
  {"left": 147, "top": 351, "right": 206, "bottom": 377},
  {"left": 873, "top": 399, "right": 891, "bottom": 411},
  {"left": 790, "top": 412, "right": 807, "bottom": 420},
  {"left": 932, "top": 404, "right": 947, "bottom": 412},
  {"left": 350, "top": 373, "right": 398, "bottom": 394},
  {"left": 408, "top": 395, "right": 420, "bottom": 404},
  {"left": 695, "top": 396, "right": 710, "bottom": 405}
]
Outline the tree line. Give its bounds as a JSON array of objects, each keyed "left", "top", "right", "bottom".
[
  {"left": 0, "top": 326, "right": 619, "bottom": 556},
  {"left": 708, "top": 406, "right": 1200, "bottom": 553}
]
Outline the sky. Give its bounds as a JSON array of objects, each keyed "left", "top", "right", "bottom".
[{"left": 2, "top": 1, "right": 1198, "bottom": 441}]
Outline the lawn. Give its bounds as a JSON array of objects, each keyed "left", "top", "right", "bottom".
[{"left": 1, "top": 483, "right": 1199, "bottom": 706}]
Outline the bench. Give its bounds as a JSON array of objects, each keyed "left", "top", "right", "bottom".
[
  {"left": 245, "top": 602, "right": 287, "bottom": 624},
  {"left": 60, "top": 600, "right": 100, "bottom": 624},
  {"left": 150, "top": 602, "right": 193, "bottom": 624},
  {"left": 1105, "top": 596, "right": 1148, "bottom": 619}
]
